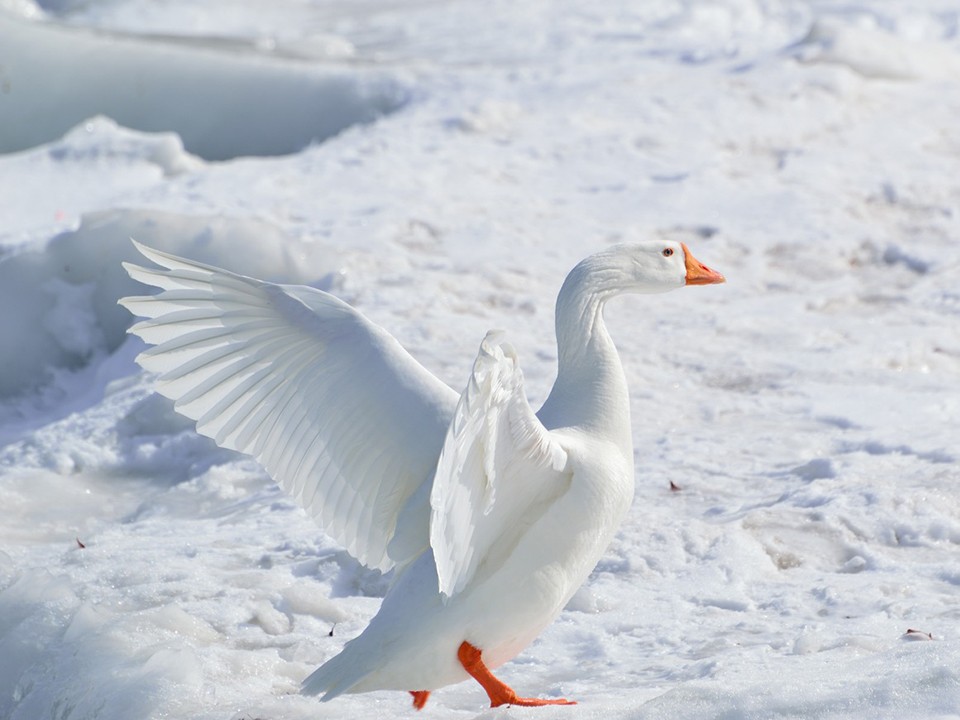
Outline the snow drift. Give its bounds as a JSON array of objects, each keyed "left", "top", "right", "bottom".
[
  {"left": 0, "top": 11, "right": 407, "bottom": 160},
  {"left": 0, "top": 208, "right": 339, "bottom": 402}
]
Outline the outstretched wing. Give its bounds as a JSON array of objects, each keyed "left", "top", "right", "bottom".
[
  {"left": 120, "top": 241, "right": 457, "bottom": 571},
  {"left": 429, "top": 331, "right": 570, "bottom": 599}
]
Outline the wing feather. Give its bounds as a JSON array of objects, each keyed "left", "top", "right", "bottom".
[
  {"left": 120, "top": 241, "right": 457, "bottom": 571},
  {"left": 429, "top": 331, "right": 570, "bottom": 599}
]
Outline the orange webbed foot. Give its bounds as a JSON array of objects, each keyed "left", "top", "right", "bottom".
[
  {"left": 409, "top": 690, "right": 430, "bottom": 710},
  {"left": 491, "top": 693, "right": 577, "bottom": 708},
  {"left": 457, "top": 641, "right": 577, "bottom": 708}
]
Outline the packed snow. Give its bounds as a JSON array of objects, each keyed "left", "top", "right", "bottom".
[{"left": 1, "top": 0, "right": 959, "bottom": 718}]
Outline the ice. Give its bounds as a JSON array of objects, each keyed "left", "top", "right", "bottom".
[
  {"left": 0, "top": 11, "right": 406, "bottom": 160},
  {"left": 1, "top": 0, "right": 959, "bottom": 718}
]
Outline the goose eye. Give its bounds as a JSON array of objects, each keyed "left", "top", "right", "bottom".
[{"left": 662, "top": 248, "right": 674, "bottom": 257}]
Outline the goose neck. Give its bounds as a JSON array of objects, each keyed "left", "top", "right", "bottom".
[{"left": 539, "top": 263, "right": 631, "bottom": 449}]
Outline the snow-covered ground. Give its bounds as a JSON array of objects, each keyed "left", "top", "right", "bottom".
[{"left": 1, "top": 0, "right": 959, "bottom": 718}]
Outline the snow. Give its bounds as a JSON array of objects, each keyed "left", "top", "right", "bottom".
[
  {"left": 1, "top": 0, "right": 959, "bottom": 718},
  {"left": 0, "top": 12, "right": 406, "bottom": 160}
]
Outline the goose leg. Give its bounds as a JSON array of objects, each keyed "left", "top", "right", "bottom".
[
  {"left": 457, "top": 641, "right": 576, "bottom": 707},
  {"left": 409, "top": 690, "right": 430, "bottom": 710}
]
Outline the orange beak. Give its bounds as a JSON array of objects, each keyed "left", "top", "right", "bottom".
[{"left": 681, "top": 243, "right": 725, "bottom": 286}]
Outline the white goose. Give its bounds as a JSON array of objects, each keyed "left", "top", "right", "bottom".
[{"left": 120, "top": 240, "right": 724, "bottom": 709}]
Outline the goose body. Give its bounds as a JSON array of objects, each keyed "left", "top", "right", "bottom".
[{"left": 120, "top": 240, "right": 724, "bottom": 708}]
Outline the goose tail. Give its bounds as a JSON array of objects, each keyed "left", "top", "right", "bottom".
[{"left": 301, "top": 642, "right": 369, "bottom": 701}]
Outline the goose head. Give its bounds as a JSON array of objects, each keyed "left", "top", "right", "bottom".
[{"left": 570, "top": 240, "right": 725, "bottom": 298}]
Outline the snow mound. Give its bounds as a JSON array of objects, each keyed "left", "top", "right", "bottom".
[
  {"left": 47, "top": 116, "right": 204, "bottom": 177},
  {"left": 0, "top": 208, "right": 338, "bottom": 403},
  {"left": 0, "top": 12, "right": 408, "bottom": 160},
  {"left": 800, "top": 15, "right": 960, "bottom": 80}
]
